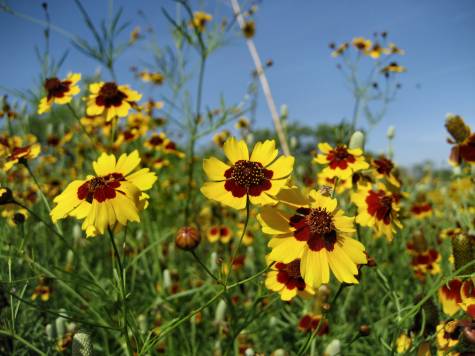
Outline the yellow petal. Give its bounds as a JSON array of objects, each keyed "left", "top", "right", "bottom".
[
  {"left": 203, "top": 157, "right": 229, "bottom": 181},
  {"left": 268, "top": 237, "right": 305, "bottom": 263},
  {"left": 223, "top": 137, "right": 249, "bottom": 164},
  {"left": 267, "top": 155, "right": 294, "bottom": 179},
  {"left": 250, "top": 140, "right": 278, "bottom": 166},
  {"left": 116, "top": 150, "right": 141, "bottom": 176},
  {"left": 93, "top": 153, "right": 116, "bottom": 176},
  {"left": 257, "top": 206, "right": 291, "bottom": 235}
]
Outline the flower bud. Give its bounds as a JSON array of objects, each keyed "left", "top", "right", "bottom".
[
  {"left": 359, "top": 324, "right": 370, "bottom": 336},
  {"left": 163, "top": 269, "right": 171, "bottom": 290},
  {"left": 214, "top": 299, "right": 227, "bottom": 323},
  {"left": 324, "top": 339, "right": 341, "bottom": 356},
  {"left": 0, "top": 187, "right": 13, "bottom": 205},
  {"left": 452, "top": 233, "right": 475, "bottom": 274},
  {"left": 387, "top": 126, "right": 396, "bottom": 140},
  {"left": 445, "top": 114, "right": 471, "bottom": 143},
  {"left": 349, "top": 131, "right": 365, "bottom": 150},
  {"left": 175, "top": 226, "right": 201, "bottom": 251}
]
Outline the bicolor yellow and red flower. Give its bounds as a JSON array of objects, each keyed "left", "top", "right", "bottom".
[
  {"left": 201, "top": 138, "right": 294, "bottom": 210},
  {"left": 86, "top": 82, "right": 142, "bottom": 121},
  {"left": 439, "top": 279, "right": 463, "bottom": 316},
  {"left": 38, "top": 73, "right": 81, "bottom": 114},
  {"left": 352, "top": 185, "right": 402, "bottom": 241},
  {"left": 258, "top": 187, "right": 367, "bottom": 288},
  {"left": 50, "top": 150, "right": 156, "bottom": 237},
  {"left": 315, "top": 143, "right": 368, "bottom": 180}
]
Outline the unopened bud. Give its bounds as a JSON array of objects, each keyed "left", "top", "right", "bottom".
[
  {"left": 324, "top": 339, "right": 341, "bottom": 356},
  {"left": 163, "top": 269, "right": 171, "bottom": 289},
  {"left": 359, "top": 324, "right": 370, "bottom": 336},
  {"left": 175, "top": 226, "right": 201, "bottom": 251},
  {"left": 280, "top": 104, "right": 288, "bottom": 120},
  {"left": 387, "top": 126, "right": 396, "bottom": 140},
  {"left": 214, "top": 299, "right": 227, "bottom": 323},
  {"left": 463, "top": 326, "right": 475, "bottom": 344},
  {"left": 349, "top": 131, "right": 365, "bottom": 150},
  {"left": 445, "top": 114, "right": 471, "bottom": 143}
]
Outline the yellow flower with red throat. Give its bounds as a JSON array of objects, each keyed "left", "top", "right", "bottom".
[
  {"left": 436, "top": 320, "right": 460, "bottom": 354},
  {"left": 38, "top": 73, "right": 81, "bottom": 114},
  {"left": 439, "top": 279, "right": 463, "bottom": 316},
  {"left": 86, "top": 82, "right": 142, "bottom": 121},
  {"left": 201, "top": 137, "right": 294, "bottom": 210},
  {"left": 459, "top": 279, "right": 475, "bottom": 318},
  {"left": 315, "top": 143, "right": 368, "bottom": 180},
  {"left": 1, "top": 135, "right": 41, "bottom": 171},
  {"left": 190, "top": 11, "right": 212, "bottom": 32},
  {"left": 207, "top": 225, "right": 232, "bottom": 244},
  {"left": 352, "top": 185, "right": 402, "bottom": 241},
  {"left": 265, "top": 257, "right": 315, "bottom": 301},
  {"left": 352, "top": 37, "right": 372, "bottom": 52},
  {"left": 50, "top": 150, "right": 157, "bottom": 237},
  {"left": 371, "top": 155, "right": 400, "bottom": 188},
  {"left": 258, "top": 187, "right": 367, "bottom": 288}
]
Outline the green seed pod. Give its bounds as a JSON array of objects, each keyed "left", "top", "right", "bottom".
[
  {"left": 55, "top": 316, "right": 66, "bottom": 340},
  {"left": 452, "top": 234, "right": 474, "bottom": 274},
  {"left": 72, "top": 331, "right": 93, "bottom": 356},
  {"left": 45, "top": 324, "right": 53, "bottom": 341},
  {"left": 214, "top": 299, "right": 227, "bottom": 323}
]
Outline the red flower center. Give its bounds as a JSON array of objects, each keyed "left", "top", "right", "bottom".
[
  {"left": 96, "top": 82, "right": 127, "bottom": 108},
  {"left": 374, "top": 157, "right": 394, "bottom": 175},
  {"left": 327, "top": 145, "right": 356, "bottom": 169},
  {"left": 149, "top": 135, "right": 164, "bottom": 146},
  {"left": 77, "top": 173, "right": 125, "bottom": 203},
  {"left": 275, "top": 259, "right": 306, "bottom": 291},
  {"left": 441, "top": 279, "right": 462, "bottom": 303},
  {"left": 366, "top": 190, "right": 393, "bottom": 224},
  {"left": 224, "top": 160, "right": 273, "bottom": 198},
  {"left": 44, "top": 77, "right": 71, "bottom": 100},
  {"left": 289, "top": 207, "right": 337, "bottom": 252},
  {"left": 411, "top": 203, "right": 432, "bottom": 215}
]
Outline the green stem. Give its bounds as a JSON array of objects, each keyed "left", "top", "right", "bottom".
[
  {"left": 22, "top": 162, "right": 51, "bottom": 213},
  {"left": 108, "top": 228, "right": 134, "bottom": 355},
  {"left": 0, "top": 330, "right": 46, "bottom": 356},
  {"left": 190, "top": 250, "right": 221, "bottom": 284},
  {"left": 224, "top": 197, "right": 250, "bottom": 286}
]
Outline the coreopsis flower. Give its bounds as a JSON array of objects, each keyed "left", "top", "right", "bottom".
[
  {"left": 235, "top": 117, "right": 250, "bottom": 130},
  {"left": 460, "top": 279, "right": 475, "bottom": 318},
  {"left": 381, "top": 62, "right": 406, "bottom": 73},
  {"left": 439, "top": 279, "right": 462, "bottom": 316},
  {"left": 213, "top": 130, "right": 231, "bottom": 147},
  {"left": 145, "top": 133, "right": 167, "bottom": 151},
  {"left": 410, "top": 202, "right": 433, "bottom": 219},
  {"left": 38, "top": 73, "right": 81, "bottom": 114},
  {"left": 0, "top": 187, "right": 13, "bottom": 205},
  {"left": 410, "top": 248, "right": 441, "bottom": 281},
  {"left": 352, "top": 37, "right": 372, "bottom": 52},
  {"left": 396, "top": 333, "right": 412, "bottom": 354},
  {"left": 139, "top": 71, "right": 165, "bottom": 85},
  {"left": 86, "top": 82, "right": 142, "bottom": 121},
  {"left": 190, "top": 11, "right": 212, "bottom": 32},
  {"left": 162, "top": 139, "right": 185, "bottom": 158},
  {"left": 315, "top": 143, "right": 369, "bottom": 180},
  {"left": 367, "top": 43, "right": 383, "bottom": 59},
  {"left": 371, "top": 155, "right": 400, "bottom": 187},
  {"left": 201, "top": 138, "right": 294, "bottom": 210},
  {"left": 1, "top": 135, "right": 41, "bottom": 171},
  {"left": 50, "top": 150, "right": 157, "bottom": 237},
  {"left": 298, "top": 314, "right": 329, "bottom": 335},
  {"left": 331, "top": 42, "right": 349, "bottom": 57},
  {"left": 436, "top": 320, "right": 460, "bottom": 354},
  {"left": 207, "top": 225, "right": 232, "bottom": 243},
  {"left": 1, "top": 206, "right": 28, "bottom": 226},
  {"left": 258, "top": 188, "right": 367, "bottom": 288},
  {"left": 31, "top": 278, "right": 52, "bottom": 302},
  {"left": 265, "top": 258, "right": 314, "bottom": 301},
  {"left": 440, "top": 228, "right": 463, "bottom": 240},
  {"left": 352, "top": 185, "right": 402, "bottom": 241}
]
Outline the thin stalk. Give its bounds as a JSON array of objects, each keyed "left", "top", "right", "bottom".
[
  {"left": 224, "top": 197, "right": 250, "bottom": 287},
  {"left": 66, "top": 103, "right": 94, "bottom": 145},
  {"left": 108, "top": 228, "right": 134, "bottom": 355},
  {"left": 0, "top": 330, "right": 46, "bottom": 356},
  {"left": 190, "top": 250, "right": 221, "bottom": 284}
]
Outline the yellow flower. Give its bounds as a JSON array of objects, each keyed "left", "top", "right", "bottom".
[
  {"left": 352, "top": 185, "right": 402, "bottom": 241},
  {"left": 352, "top": 37, "right": 372, "bottom": 52},
  {"left": 315, "top": 143, "right": 368, "bottom": 180},
  {"left": 438, "top": 279, "right": 462, "bottom": 316},
  {"left": 331, "top": 42, "right": 349, "bottom": 57},
  {"left": 396, "top": 333, "right": 412, "bottom": 354},
  {"left": 371, "top": 155, "right": 400, "bottom": 188},
  {"left": 139, "top": 71, "right": 165, "bottom": 85},
  {"left": 258, "top": 187, "right": 367, "bottom": 288},
  {"left": 86, "top": 82, "right": 142, "bottom": 121},
  {"left": 382, "top": 62, "right": 406, "bottom": 73},
  {"left": 50, "top": 150, "right": 157, "bottom": 237},
  {"left": 436, "top": 320, "right": 460, "bottom": 354},
  {"left": 207, "top": 225, "right": 232, "bottom": 244},
  {"left": 367, "top": 43, "right": 384, "bottom": 59},
  {"left": 213, "top": 130, "right": 231, "bottom": 147},
  {"left": 265, "top": 257, "right": 315, "bottom": 301},
  {"left": 38, "top": 73, "right": 81, "bottom": 114},
  {"left": 1, "top": 135, "right": 41, "bottom": 171},
  {"left": 384, "top": 43, "right": 405, "bottom": 55},
  {"left": 201, "top": 137, "right": 294, "bottom": 210},
  {"left": 190, "top": 11, "right": 212, "bottom": 32}
]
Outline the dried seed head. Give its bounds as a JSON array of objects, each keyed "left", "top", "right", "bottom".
[
  {"left": 175, "top": 226, "right": 201, "bottom": 251},
  {"left": 452, "top": 233, "right": 475, "bottom": 274},
  {"left": 445, "top": 114, "right": 471, "bottom": 143}
]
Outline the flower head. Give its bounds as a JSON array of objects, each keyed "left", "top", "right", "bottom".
[
  {"left": 315, "top": 143, "right": 368, "bottom": 179},
  {"left": 190, "top": 11, "right": 212, "bottom": 32},
  {"left": 38, "top": 73, "right": 81, "bottom": 114},
  {"left": 371, "top": 155, "right": 400, "bottom": 187},
  {"left": 265, "top": 258, "right": 314, "bottom": 301},
  {"left": 86, "top": 82, "right": 142, "bottom": 121},
  {"left": 258, "top": 188, "right": 367, "bottom": 288},
  {"left": 352, "top": 185, "right": 402, "bottom": 241},
  {"left": 1, "top": 135, "right": 41, "bottom": 171},
  {"left": 201, "top": 137, "right": 294, "bottom": 210},
  {"left": 439, "top": 279, "right": 462, "bottom": 316},
  {"left": 50, "top": 150, "right": 156, "bottom": 237}
]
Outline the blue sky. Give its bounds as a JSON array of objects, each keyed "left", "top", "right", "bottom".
[{"left": 1, "top": 0, "right": 474, "bottom": 166}]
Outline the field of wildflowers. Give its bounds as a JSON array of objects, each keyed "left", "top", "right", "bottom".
[{"left": 0, "top": 1, "right": 474, "bottom": 355}]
